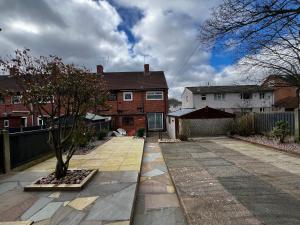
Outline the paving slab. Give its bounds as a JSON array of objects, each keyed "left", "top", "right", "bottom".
[
  {"left": 68, "top": 196, "right": 98, "bottom": 210},
  {"left": 29, "top": 202, "right": 63, "bottom": 222},
  {"left": 161, "top": 138, "right": 300, "bottom": 225},
  {"left": 86, "top": 184, "right": 137, "bottom": 221},
  {"left": 21, "top": 197, "right": 53, "bottom": 220}
]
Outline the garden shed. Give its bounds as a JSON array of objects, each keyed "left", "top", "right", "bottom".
[{"left": 166, "top": 106, "right": 235, "bottom": 138}]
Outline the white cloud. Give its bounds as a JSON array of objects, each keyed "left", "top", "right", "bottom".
[{"left": 0, "top": 0, "right": 231, "bottom": 100}]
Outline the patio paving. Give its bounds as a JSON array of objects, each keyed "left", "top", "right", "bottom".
[
  {"left": 161, "top": 137, "right": 300, "bottom": 225},
  {"left": 132, "top": 135, "right": 187, "bottom": 225},
  {"left": 0, "top": 137, "right": 144, "bottom": 225}
]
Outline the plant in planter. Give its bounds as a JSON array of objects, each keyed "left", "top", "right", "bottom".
[
  {"left": 271, "top": 120, "right": 290, "bottom": 143},
  {"left": 0, "top": 49, "right": 107, "bottom": 179},
  {"left": 136, "top": 128, "right": 145, "bottom": 138}
]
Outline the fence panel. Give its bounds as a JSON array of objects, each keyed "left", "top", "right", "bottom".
[
  {"left": 9, "top": 129, "right": 52, "bottom": 169},
  {"left": 254, "top": 112, "right": 295, "bottom": 135},
  {"left": 0, "top": 133, "right": 4, "bottom": 173}
]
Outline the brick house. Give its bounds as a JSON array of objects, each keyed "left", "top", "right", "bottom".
[
  {"left": 262, "top": 75, "right": 299, "bottom": 111},
  {"left": 98, "top": 64, "right": 168, "bottom": 135}
]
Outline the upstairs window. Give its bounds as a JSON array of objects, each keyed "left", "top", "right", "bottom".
[
  {"left": 108, "top": 92, "right": 117, "bottom": 101},
  {"left": 259, "top": 93, "right": 265, "bottom": 99},
  {"left": 146, "top": 91, "right": 163, "bottom": 100},
  {"left": 240, "top": 93, "right": 252, "bottom": 99},
  {"left": 0, "top": 95, "right": 4, "bottom": 104},
  {"left": 201, "top": 94, "right": 206, "bottom": 100},
  {"left": 12, "top": 93, "right": 22, "bottom": 104},
  {"left": 123, "top": 92, "right": 133, "bottom": 101},
  {"left": 214, "top": 93, "right": 225, "bottom": 101}
]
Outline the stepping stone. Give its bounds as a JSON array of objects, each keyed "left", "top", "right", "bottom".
[
  {"left": 57, "top": 211, "right": 85, "bottom": 225},
  {"left": 0, "top": 182, "right": 18, "bottom": 195},
  {"left": 48, "top": 192, "right": 61, "bottom": 198},
  {"left": 0, "top": 221, "right": 33, "bottom": 225},
  {"left": 142, "top": 169, "right": 165, "bottom": 177},
  {"left": 21, "top": 197, "right": 53, "bottom": 220},
  {"left": 68, "top": 196, "right": 98, "bottom": 210},
  {"left": 86, "top": 184, "right": 136, "bottom": 221},
  {"left": 29, "top": 202, "right": 63, "bottom": 222},
  {"left": 106, "top": 221, "right": 130, "bottom": 225}
]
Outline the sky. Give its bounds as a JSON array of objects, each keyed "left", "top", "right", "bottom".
[{"left": 0, "top": 0, "right": 246, "bottom": 99}]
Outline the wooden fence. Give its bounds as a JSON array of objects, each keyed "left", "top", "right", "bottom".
[{"left": 253, "top": 112, "right": 295, "bottom": 135}]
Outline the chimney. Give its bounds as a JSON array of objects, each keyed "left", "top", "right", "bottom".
[
  {"left": 144, "top": 64, "right": 149, "bottom": 75},
  {"left": 96, "top": 65, "right": 103, "bottom": 74}
]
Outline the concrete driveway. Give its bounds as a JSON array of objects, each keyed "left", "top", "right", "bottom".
[{"left": 160, "top": 137, "right": 300, "bottom": 225}]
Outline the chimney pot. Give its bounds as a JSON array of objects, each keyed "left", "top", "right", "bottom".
[
  {"left": 97, "top": 65, "right": 103, "bottom": 74},
  {"left": 144, "top": 64, "right": 149, "bottom": 75}
]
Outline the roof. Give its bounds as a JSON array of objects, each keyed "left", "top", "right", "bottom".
[
  {"left": 0, "top": 75, "right": 22, "bottom": 92},
  {"left": 186, "top": 85, "right": 274, "bottom": 94},
  {"left": 102, "top": 71, "right": 168, "bottom": 90},
  {"left": 168, "top": 106, "right": 235, "bottom": 119},
  {"left": 85, "top": 112, "right": 107, "bottom": 121},
  {"left": 274, "top": 96, "right": 298, "bottom": 109},
  {"left": 0, "top": 71, "right": 168, "bottom": 92}
]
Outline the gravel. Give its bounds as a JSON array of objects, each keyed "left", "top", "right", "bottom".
[
  {"left": 35, "top": 169, "right": 92, "bottom": 185},
  {"left": 233, "top": 135, "right": 300, "bottom": 155}
]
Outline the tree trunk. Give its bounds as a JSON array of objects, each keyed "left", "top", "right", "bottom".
[{"left": 55, "top": 159, "right": 67, "bottom": 178}]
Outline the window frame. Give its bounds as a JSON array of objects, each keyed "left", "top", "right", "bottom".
[
  {"left": 240, "top": 93, "right": 252, "bottom": 100},
  {"left": 21, "top": 117, "right": 28, "bottom": 127},
  {"left": 123, "top": 92, "right": 133, "bottom": 101},
  {"left": 201, "top": 94, "right": 206, "bottom": 101},
  {"left": 11, "top": 94, "right": 22, "bottom": 104},
  {"left": 146, "top": 91, "right": 164, "bottom": 100},
  {"left": 37, "top": 117, "right": 44, "bottom": 126},
  {"left": 214, "top": 93, "right": 225, "bottom": 101},
  {"left": 108, "top": 92, "right": 117, "bottom": 101},
  {"left": 259, "top": 93, "right": 265, "bottom": 99},
  {"left": 0, "top": 95, "right": 4, "bottom": 104},
  {"left": 3, "top": 119, "right": 9, "bottom": 128}
]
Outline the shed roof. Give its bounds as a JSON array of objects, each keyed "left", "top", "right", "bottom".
[
  {"left": 168, "top": 107, "right": 235, "bottom": 119},
  {"left": 85, "top": 112, "right": 107, "bottom": 121}
]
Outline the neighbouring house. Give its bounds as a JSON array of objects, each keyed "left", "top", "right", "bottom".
[
  {"left": 0, "top": 75, "right": 40, "bottom": 129},
  {"left": 166, "top": 106, "right": 235, "bottom": 138},
  {"left": 182, "top": 85, "right": 275, "bottom": 113},
  {"left": 262, "top": 75, "right": 299, "bottom": 111},
  {"left": 98, "top": 64, "right": 168, "bottom": 135}
]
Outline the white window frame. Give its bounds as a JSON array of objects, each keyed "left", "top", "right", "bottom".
[
  {"left": 260, "top": 107, "right": 265, "bottom": 112},
  {"left": 146, "top": 91, "right": 164, "bottom": 100},
  {"left": 21, "top": 117, "right": 28, "bottom": 127},
  {"left": 4, "top": 119, "right": 9, "bottom": 128},
  {"left": 37, "top": 117, "right": 44, "bottom": 126},
  {"left": 214, "top": 93, "right": 225, "bottom": 101},
  {"left": 123, "top": 92, "right": 133, "bottom": 101},
  {"left": 259, "top": 93, "right": 265, "bottom": 99},
  {"left": 11, "top": 95, "right": 22, "bottom": 104},
  {"left": 201, "top": 94, "right": 206, "bottom": 101}
]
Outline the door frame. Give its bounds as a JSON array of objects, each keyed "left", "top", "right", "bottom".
[{"left": 147, "top": 112, "right": 164, "bottom": 131}]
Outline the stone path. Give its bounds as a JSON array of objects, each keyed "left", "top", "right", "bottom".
[
  {"left": 0, "top": 137, "right": 144, "bottom": 225},
  {"left": 160, "top": 137, "right": 300, "bottom": 225},
  {"left": 133, "top": 137, "right": 187, "bottom": 225}
]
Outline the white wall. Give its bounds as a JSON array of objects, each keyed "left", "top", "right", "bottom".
[
  {"left": 166, "top": 116, "right": 176, "bottom": 139},
  {"left": 181, "top": 88, "right": 193, "bottom": 108},
  {"left": 192, "top": 92, "right": 274, "bottom": 112}
]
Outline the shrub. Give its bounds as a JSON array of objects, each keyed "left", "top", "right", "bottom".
[
  {"left": 136, "top": 128, "right": 145, "bottom": 137},
  {"left": 271, "top": 121, "right": 290, "bottom": 143},
  {"left": 229, "top": 114, "right": 254, "bottom": 136},
  {"left": 97, "top": 129, "right": 108, "bottom": 140}
]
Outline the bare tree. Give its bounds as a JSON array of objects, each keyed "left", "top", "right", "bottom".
[
  {"left": 199, "top": 0, "right": 300, "bottom": 85},
  {"left": 0, "top": 49, "right": 107, "bottom": 178}
]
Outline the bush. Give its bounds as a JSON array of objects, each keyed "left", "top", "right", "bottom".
[
  {"left": 97, "top": 129, "right": 108, "bottom": 140},
  {"left": 136, "top": 128, "right": 145, "bottom": 137},
  {"left": 270, "top": 121, "right": 290, "bottom": 143},
  {"left": 229, "top": 114, "right": 254, "bottom": 136}
]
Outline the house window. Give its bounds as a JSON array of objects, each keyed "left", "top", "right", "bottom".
[
  {"left": 21, "top": 117, "right": 27, "bottom": 127},
  {"left": 146, "top": 91, "right": 163, "bottom": 100},
  {"left": 214, "top": 93, "right": 225, "bottom": 101},
  {"left": 260, "top": 107, "right": 265, "bottom": 112},
  {"left": 259, "top": 93, "right": 265, "bottom": 99},
  {"left": 201, "top": 94, "right": 206, "bottom": 100},
  {"left": 37, "top": 117, "right": 44, "bottom": 126},
  {"left": 4, "top": 120, "right": 9, "bottom": 128},
  {"left": 0, "top": 95, "right": 4, "bottom": 104},
  {"left": 108, "top": 92, "right": 117, "bottom": 101},
  {"left": 123, "top": 92, "right": 133, "bottom": 101},
  {"left": 11, "top": 93, "right": 22, "bottom": 104},
  {"left": 122, "top": 116, "right": 134, "bottom": 126},
  {"left": 242, "top": 108, "right": 252, "bottom": 112},
  {"left": 240, "top": 93, "right": 252, "bottom": 99}
]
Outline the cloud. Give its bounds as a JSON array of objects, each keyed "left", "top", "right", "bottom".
[{"left": 0, "top": 0, "right": 230, "bottom": 100}]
